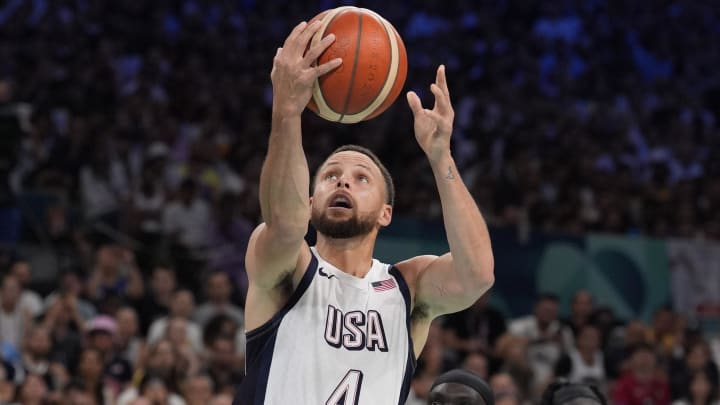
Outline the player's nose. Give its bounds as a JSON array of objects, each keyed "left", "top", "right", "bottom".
[{"left": 335, "top": 176, "right": 350, "bottom": 189}]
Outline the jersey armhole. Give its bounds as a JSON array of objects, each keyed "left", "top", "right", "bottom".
[
  {"left": 389, "top": 266, "right": 416, "bottom": 362},
  {"left": 246, "top": 253, "right": 319, "bottom": 341},
  {"left": 389, "top": 265, "right": 417, "bottom": 404}
]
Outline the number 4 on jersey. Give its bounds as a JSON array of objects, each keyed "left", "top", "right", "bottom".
[{"left": 326, "top": 370, "right": 364, "bottom": 405}]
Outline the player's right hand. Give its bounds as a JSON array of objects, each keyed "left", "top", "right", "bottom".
[{"left": 271, "top": 20, "right": 342, "bottom": 117}]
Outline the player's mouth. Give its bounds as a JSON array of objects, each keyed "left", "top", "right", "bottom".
[{"left": 328, "top": 194, "right": 354, "bottom": 210}]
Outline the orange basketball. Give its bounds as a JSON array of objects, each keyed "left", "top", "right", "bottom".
[{"left": 306, "top": 7, "right": 408, "bottom": 124}]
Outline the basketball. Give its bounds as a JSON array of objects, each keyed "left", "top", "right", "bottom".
[{"left": 306, "top": 7, "right": 408, "bottom": 124}]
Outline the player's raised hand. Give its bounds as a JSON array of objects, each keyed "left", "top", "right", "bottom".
[
  {"left": 406, "top": 65, "right": 454, "bottom": 164},
  {"left": 271, "top": 20, "right": 343, "bottom": 116}
]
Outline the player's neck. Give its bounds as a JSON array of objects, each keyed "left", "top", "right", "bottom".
[{"left": 315, "top": 233, "right": 376, "bottom": 278}]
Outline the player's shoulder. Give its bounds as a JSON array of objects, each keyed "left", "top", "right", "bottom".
[{"left": 392, "top": 255, "right": 439, "bottom": 285}]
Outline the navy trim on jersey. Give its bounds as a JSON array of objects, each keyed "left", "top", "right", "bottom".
[
  {"left": 235, "top": 329, "right": 279, "bottom": 405},
  {"left": 235, "top": 254, "right": 319, "bottom": 405},
  {"left": 389, "top": 266, "right": 417, "bottom": 405}
]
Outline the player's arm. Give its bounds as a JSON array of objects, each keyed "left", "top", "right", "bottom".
[
  {"left": 246, "top": 21, "right": 342, "bottom": 290},
  {"left": 403, "top": 65, "right": 494, "bottom": 316}
]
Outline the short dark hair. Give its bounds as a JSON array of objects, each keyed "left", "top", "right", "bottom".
[
  {"left": 63, "top": 378, "right": 86, "bottom": 393},
  {"left": 179, "top": 178, "right": 197, "bottom": 192},
  {"left": 313, "top": 145, "right": 395, "bottom": 206},
  {"left": 537, "top": 293, "right": 560, "bottom": 304},
  {"left": 631, "top": 342, "right": 655, "bottom": 356}
]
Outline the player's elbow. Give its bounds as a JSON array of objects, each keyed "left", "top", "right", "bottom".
[
  {"left": 464, "top": 255, "right": 495, "bottom": 293},
  {"left": 448, "top": 269, "right": 494, "bottom": 313},
  {"left": 470, "top": 272, "right": 494, "bottom": 295}
]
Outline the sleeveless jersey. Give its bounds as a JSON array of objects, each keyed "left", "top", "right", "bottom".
[
  {"left": 235, "top": 247, "right": 416, "bottom": 405},
  {"left": 567, "top": 348, "right": 606, "bottom": 386}
]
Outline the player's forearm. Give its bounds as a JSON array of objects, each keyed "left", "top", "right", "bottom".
[
  {"left": 431, "top": 153, "right": 494, "bottom": 288},
  {"left": 259, "top": 111, "right": 311, "bottom": 235}
]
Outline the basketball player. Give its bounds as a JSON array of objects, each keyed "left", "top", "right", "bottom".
[{"left": 235, "top": 20, "right": 494, "bottom": 404}]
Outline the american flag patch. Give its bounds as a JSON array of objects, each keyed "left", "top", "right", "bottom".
[{"left": 371, "top": 278, "right": 396, "bottom": 292}]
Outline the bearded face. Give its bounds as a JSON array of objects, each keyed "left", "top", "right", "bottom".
[
  {"left": 311, "top": 150, "right": 393, "bottom": 239},
  {"left": 310, "top": 202, "right": 377, "bottom": 239}
]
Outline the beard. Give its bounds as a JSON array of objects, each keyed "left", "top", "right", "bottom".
[{"left": 310, "top": 207, "right": 376, "bottom": 239}]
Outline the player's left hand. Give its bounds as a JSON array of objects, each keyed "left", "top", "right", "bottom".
[{"left": 406, "top": 65, "right": 454, "bottom": 164}]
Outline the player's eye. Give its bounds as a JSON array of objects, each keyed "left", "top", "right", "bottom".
[
  {"left": 325, "top": 174, "right": 338, "bottom": 181},
  {"left": 358, "top": 175, "right": 369, "bottom": 183}
]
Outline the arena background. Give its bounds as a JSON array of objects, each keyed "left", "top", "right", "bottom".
[{"left": 1, "top": 0, "right": 720, "bottom": 404}]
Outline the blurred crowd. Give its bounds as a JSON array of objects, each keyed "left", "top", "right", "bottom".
[
  {"left": 1, "top": 255, "right": 243, "bottom": 404},
  {"left": 1, "top": 0, "right": 720, "bottom": 403},
  {"left": 407, "top": 291, "right": 720, "bottom": 405}
]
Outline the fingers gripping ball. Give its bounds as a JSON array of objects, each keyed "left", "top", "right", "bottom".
[{"left": 307, "top": 7, "right": 408, "bottom": 124}]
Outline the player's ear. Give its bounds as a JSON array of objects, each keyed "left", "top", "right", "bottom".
[{"left": 378, "top": 204, "right": 392, "bottom": 227}]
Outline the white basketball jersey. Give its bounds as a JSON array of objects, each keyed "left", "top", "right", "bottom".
[
  {"left": 567, "top": 348, "right": 606, "bottom": 385},
  {"left": 235, "top": 247, "right": 415, "bottom": 405}
]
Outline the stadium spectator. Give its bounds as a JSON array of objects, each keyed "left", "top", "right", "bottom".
[
  {"left": 668, "top": 340, "right": 720, "bottom": 400},
  {"left": 162, "top": 178, "right": 212, "bottom": 288},
  {"left": 18, "top": 325, "right": 61, "bottom": 389},
  {"left": 44, "top": 268, "right": 97, "bottom": 321},
  {"left": 611, "top": 344, "right": 671, "bottom": 405},
  {"left": 128, "top": 164, "right": 167, "bottom": 272},
  {"left": 42, "top": 290, "right": 85, "bottom": 376},
  {"left": 209, "top": 393, "right": 233, "bottom": 405},
  {"left": 0, "top": 360, "right": 15, "bottom": 403},
  {"left": 117, "top": 339, "right": 186, "bottom": 405},
  {"left": 73, "top": 348, "right": 113, "bottom": 405},
  {"left": 489, "top": 372, "right": 523, "bottom": 405},
  {"left": 605, "top": 320, "right": 649, "bottom": 379},
  {"left": 0, "top": 274, "right": 30, "bottom": 350},
  {"left": 182, "top": 373, "right": 214, "bottom": 405},
  {"left": 201, "top": 313, "right": 245, "bottom": 363},
  {"left": 115, "top": 306, "right": 143, "bottom": 368},
  {"left": 85, "top": 315, "right": 133, "bottom": 392},
  {"left": 86, "top": 244, "right": 144, "bottom": 305},
  {"left": 136, "top": 373, "right": 184, "bottom": 405},
  {"left": 443, "top": 292, "right": 507, "bottom": 362},
  {"left": 78, "top": 142, "right": 130, "bottom": 223},
  {"left": 561, "top": 290, "right": 595, "bottom": 348},
  {"left": 163, "top": 316, "right": 202, "bottom": 376},
  {"left": 648, "top": 307, "right": 682, "bottom": 361},
  {"left": 132, "top": 265, "right": 177, "bottom": 334},
  {"left": 509, "top": 294, "right": 563, "bottom": 395},
  {"left": 193, "top": 271, "right": 243, "bottom": 329},
  {"left": 12, "top": 373, "right": 48, "bottom": 405},
  {"left": 495, "top": 334, "right": 533, "bottom": 401},
  {"left": 148, "top": 289, "right": 202, "bottom": 352},
  {"left": 8, "top": 260, "right": 43, "bottom": 317},
  {"left": 670, "top": 369, "right": 720, "bottom": 405},
  {"left": 206, "top": 191, "right": 253, "bottom": 298},
  {"left": 553, "top": 324, "right": 608, "bottom": 393},
  {"left": 202, "top": 334, "right": 243, "bottom": 396},
  {"left": 406, "top": 371, "right": 435, "bottom": 405},
  {"left": 61, "top": 379, "right": 97, "bottom": 405},
  {"left": 464, "top": 352, "right": 490, "bottom": 380}
]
